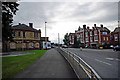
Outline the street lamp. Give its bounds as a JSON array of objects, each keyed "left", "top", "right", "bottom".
[{"left": 45, "top": 21, "right": 47, "bottom": 49}]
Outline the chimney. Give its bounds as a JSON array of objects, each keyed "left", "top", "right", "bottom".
[
  {"left": 87, "top": 26, "right": 89, "bottom": 29},
  {"left": 100, "top": 24, "right": 103, "bottom": 28},
  {"left": 19, "top": 23, "right": 21, "bottom": 25},
  {"left": 94, "top": 24, "right": 96, "bottom": 27},
  {"left": 83, "top": 24, "right": 86, "bottom": 29},
  {"left": 29, "top": 23, "right": 33, "bottom": 28}
]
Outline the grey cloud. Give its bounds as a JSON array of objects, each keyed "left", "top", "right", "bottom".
[
  {"left": 60, "top": 2, "right": 118, "bottom": 23},
  {"left": 13, "top": 2, "right": 64, "bottom": 28}
]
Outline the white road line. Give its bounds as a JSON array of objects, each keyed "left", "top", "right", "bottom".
[
  {"left": 115, "top": 58, "right": 120, "bottom": 61},
  {"left": 106, "top": 58, "right": 120, "bottom": 61},
  {"left": 95, "top": 59, "right": 112, "bottom": 66},
  {"left": 106, "top": 58, "right": 114, "bottom": 61}
]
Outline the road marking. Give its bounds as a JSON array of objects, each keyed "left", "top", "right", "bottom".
[
  {"left": 106, "top": 58, "right": 114, "bottom": 61},
  {"left": 106, "top": 58, "right": 120, "bottom": 61},
  {"left": 95, "top": 59, "right": 112, "bottom": 66},
  {"left": 115, "top": 58, "right": 120, "bottom": 61}
]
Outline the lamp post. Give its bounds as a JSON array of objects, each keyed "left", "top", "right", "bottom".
[
  {"left": 118, "top": 21, "right": 120, "bottom": 45},
  {"left": 58, "top": 33, "right": 60, "bottom": 48},
  {"left": 45, "top": 21, "right": 47, "bottom": 49}
]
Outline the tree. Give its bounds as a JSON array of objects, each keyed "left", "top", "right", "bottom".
[
  {"left": 63, "top": 33, "right": 69, "bottom": 46},
  {"left": 2, "top": 2, "right": 19, "bottom": 52}
]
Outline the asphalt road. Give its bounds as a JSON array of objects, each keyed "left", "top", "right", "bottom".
[{"left": 63, "top": 48, "right": 120, "bottom": 78}]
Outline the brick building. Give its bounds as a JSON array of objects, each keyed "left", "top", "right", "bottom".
[
  {"left": 9, "top": 23, "right": 41, "bottom": 50},
  {"left": 90, "top": 24, "right": 110, "bottom": 48},
  {"left": 110, "top": 27, "right": 120, "bottom": 46},
  {"left": 70, "top": 24, "right": 111, "bottom": 48},
  {"left": 68, "top": 33, "right": 75, "bottom": 47},
  {"left": 75, "top": 26, "right": 84, "bottom": 47}
]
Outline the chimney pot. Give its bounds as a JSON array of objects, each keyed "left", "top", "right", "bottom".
[
  {"left": 94, "top": 24, "right": 96, "bottom": 27},
  {"left": 87, "top": 26, "right": 89, "bottom": 29},
  {"left": 100, "top": 24, "right": 103, "bottom": 28},
  {"left": 19, "top": 23, "right": 21, "bottom": 25},
  {"left": 29, "top": 23, "right": 33, "bottom": 28},
  {"left": 83, "top": 25, "right": 86, "bottom": 29}
]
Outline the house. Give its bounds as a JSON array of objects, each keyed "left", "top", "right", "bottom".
[
  {"left": 110, "top": 27, "right": 120, "bottom": 46},
  {"left": 9, "top": 23, "right": 41, "bottom": 50},
  {"left": 73, "top": 24, "right": 111, "bottom": 48},
  {"left": 90, "top": 24, "right": 110, "bottom": 48}
]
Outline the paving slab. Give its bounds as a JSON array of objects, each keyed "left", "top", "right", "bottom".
[{"left": 15, "top": 48, "right": 78, "bottom": 78}]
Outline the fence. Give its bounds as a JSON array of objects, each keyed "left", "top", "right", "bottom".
[{"left": 57, "top": 47, "right": 102, "bottom": 80}]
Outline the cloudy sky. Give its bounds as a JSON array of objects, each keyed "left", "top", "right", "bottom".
[{"left": 13, "top": 0, "right": 119, "bottom": 44}]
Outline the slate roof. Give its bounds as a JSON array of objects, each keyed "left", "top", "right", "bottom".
[
  {"left": 12, "top": 24, "right": 41, "bottom": 32},
  {"left": 96, "top": 27, "right": 110, "bottom": 32},
  {"left": 113, "top": 27, "right": 120, "bottom": 32}
]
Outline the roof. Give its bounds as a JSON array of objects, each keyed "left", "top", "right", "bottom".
[
  {"left": 114, "top": 27, "right": 120, "bottom": 32},
  {"left": 96, "top": 27, "right": 110, "bottom": 32},
  {"left": 69, "top": 33, "right": 75, "bottom": 36},
  {"left": 12, "top": 24, "right": 41, "bottom": 32}
]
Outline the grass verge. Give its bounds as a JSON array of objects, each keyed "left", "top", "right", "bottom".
[{"left": 2, "top": 50, "right": 47, "bottom": 79}]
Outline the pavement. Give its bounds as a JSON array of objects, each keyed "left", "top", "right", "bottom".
[
  {"left": 64, "top": 48, "right": 120, "bottom": 78},
  {"left": 15, "top": 48, "right": 78, "bottom": 79}
]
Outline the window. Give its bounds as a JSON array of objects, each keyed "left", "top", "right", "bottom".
[
  {"left": 94, "top": 36, "right": 98, "bottom": 41},
  {"left": 23, "top": 32, "right": 25, "bottom": 38},
  {"left": 94, "top": 30, "right": 97, "bottom": 35},
  {"left": 86, "top": 38, "right": 88, "bottom": 42},
  {"left": 106, "top": 37, "right": 108, "bottom": 41},
  {"left": 90, "top": 37, "right": 93, "bottom": 42},
  {"left": 114, "top": 34, "right": 118, "bottom": 41},
  {"left": 12, "top": 31, "right": 15, "bottom": 37},
  {"left": 18, "top": 31, "right": 21, "bottom": 37},
  {"left": 90, "top": 31, "right": 92, "bottom": 36},
  {"left": 34, "top": 32, "right": 38, "bottom": 38},
  {"left": 102, "top": 32, "right": 107, "bottom": 35},
  {"left": 85, "top": 32, "right": 88, "bottom": 37},
  {"left": 103, "top": 37, "right": 105, "bottom": 41}
]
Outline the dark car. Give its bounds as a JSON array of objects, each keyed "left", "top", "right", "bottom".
[{"left": 113, "top": 45, "right": 120, "bottom": 51}]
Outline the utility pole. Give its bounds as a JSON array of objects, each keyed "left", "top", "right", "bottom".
[
  {"left": 45, "top": 21, "right": 47, "bottom": 49},
  {"left": 58, "top": 33, "right": 60, "bottom": 48},
  {"left": 118, "top": 21, "right": 120, "bottom": 45}
]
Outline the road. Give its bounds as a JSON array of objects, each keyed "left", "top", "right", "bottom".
[{"left": 63, "top": 48, "right": 120, "bottom": 78}]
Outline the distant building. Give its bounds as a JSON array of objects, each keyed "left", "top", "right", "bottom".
[
  {"left": 73, "top": 24, "right": 111, "bottom": 48},
  {"left": 40, "top": 37, "right": 49, "bottom": 42},
  {"left": 91, "top": 24, "right": 110, "bottom": 48},
  {"left": 68, "top": 33, "right": 75, "bottom": 47},
  {"left": 9, "top": 23, "right": 41, "bottom": 50},
  {"left": 110, "top": 27, "right": 120, "bottom": 46},
  {"left": 40, "top": 37, "right": 51, "bottom": 49},
  {"left": 75, "top": 26, "right": 85, "bottom": 47}
]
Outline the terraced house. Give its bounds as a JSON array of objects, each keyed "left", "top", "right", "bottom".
[{"left": 9, "top": 23, "right": 41, "bottom": 50}]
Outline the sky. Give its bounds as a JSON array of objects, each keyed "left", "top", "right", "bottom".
[{"left": 13, "top": 0, "right": 119, "bottom": 44}]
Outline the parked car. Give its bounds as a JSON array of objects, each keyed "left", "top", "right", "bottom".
[{"left": 113, "top": 45, "right": 120, "bottom": 51}]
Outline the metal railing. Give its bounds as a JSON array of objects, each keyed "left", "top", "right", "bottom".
[{"left": 57, "top": 47, "right": 102, "bottom": 80}]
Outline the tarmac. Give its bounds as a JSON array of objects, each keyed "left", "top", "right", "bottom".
[{"left": 15, "top": 48, "right": 78, "bottom": 79}]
